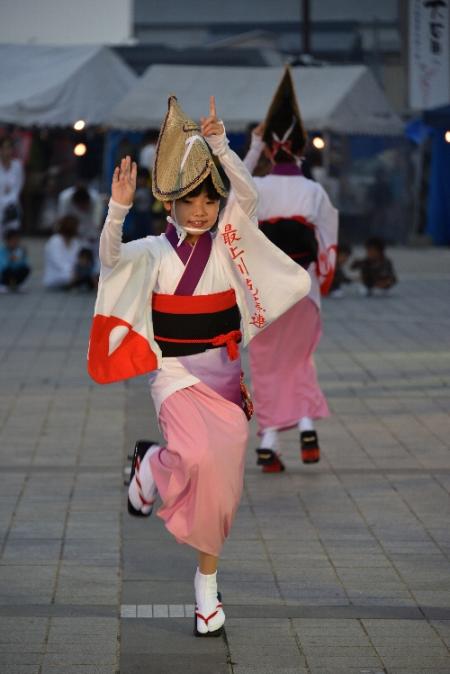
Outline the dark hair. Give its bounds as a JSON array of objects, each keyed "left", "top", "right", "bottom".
[
  {"left": 137, "top": 167, "right": 150, "bottom": 180},
  {"left": 272, "top": 147, "right": 298, "bottom": 164},
  {"left": 265, "top": 120, "right": 306, "bottom": 165},
  {"left": 4, "top": 229, "right": 20, "bottom": 242},
  {"left": 57, "top": 214, "right": 79, "bottom": 237},
  {"left": 180, "top": 173, "right": 222, "bottom": 201},
  {"left": 0, "top": 136, "right": 13, "bottom": 150},
  {"left": 78, "top": 247, "right": 94, "bottom": 262},
  {"left": 338, "top": 243, "right": 352, "bottom": 256},
  {"left": 365, "top": 237, "right": 386, "bottom": 253},
  {"left": 71, "top": 186, "right": 91, "bottom": 207}
]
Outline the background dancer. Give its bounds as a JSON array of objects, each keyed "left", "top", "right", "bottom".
[
  {"left": 88, "top": 96, "right": 310, "bottom": 636},
  {"left": 244, "top": 67, "right": 338, "bottom": 472}
]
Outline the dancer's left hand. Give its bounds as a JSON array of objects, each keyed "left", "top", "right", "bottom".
[{"left": 200, "top": 96, "right": 223, "bottom": 137}]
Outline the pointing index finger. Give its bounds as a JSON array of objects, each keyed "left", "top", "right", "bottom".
[{"left": 209, "top": 95, "right": 217, "bottom": 119}]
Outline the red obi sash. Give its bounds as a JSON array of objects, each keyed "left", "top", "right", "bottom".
[{"left": 152, "top": 289, "right": 241, "bottom": 361}]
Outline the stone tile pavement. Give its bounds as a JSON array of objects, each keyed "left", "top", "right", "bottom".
[{"left": 0, "top": 241, "right": 449, "bottom": 673}]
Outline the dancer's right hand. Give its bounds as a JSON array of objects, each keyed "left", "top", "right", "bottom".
[
  {"left": 112, "top": 155, "right": 137, "bottom": 206},
  {"left": 252, "top": 122, "right": 265, "bottom": 138}
]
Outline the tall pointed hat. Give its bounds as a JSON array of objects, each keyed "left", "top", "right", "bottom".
[
  {"left": 263, "top": 66, "right": 307, "bottom": 158},
  {"left": 152, "top": 96, "right": 228, "bottom": 201}
]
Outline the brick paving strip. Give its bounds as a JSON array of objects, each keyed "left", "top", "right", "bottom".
[{"left": 1, "top": 242, "right": 450, "bottom": 674}]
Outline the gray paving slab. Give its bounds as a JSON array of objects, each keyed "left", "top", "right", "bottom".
[
  {"left": 40, "top": 664, "right": 117, "bottom": 674},
  {"left": 2, "top": 665, "right": 40, "bottom": 674},
  {"left": 1, "top": 242, "right": 450, "bottom": 672}
]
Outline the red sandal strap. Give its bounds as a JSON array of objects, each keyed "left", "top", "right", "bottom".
[{"left": 195, "top": 609, "right": 219, "bottom": 625}]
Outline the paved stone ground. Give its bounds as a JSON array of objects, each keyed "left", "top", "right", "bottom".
[{"left": 0, "top": 241, "right": 450, "bottom": 674}]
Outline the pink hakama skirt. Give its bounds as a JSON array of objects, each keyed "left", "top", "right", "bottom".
[
  {"left": 150, "top": 382, "right": 248, "bottom": 557},
  {"left": 249, "top": 296, "right": 329, "bottom": 433}
]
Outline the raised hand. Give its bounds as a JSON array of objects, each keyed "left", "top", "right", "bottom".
[
  {"left": 111, "top": 156, "right": 137, "bottom": 206},
  {"left": 252, "top": 121, "right": 266, "bottom": 138},
  {"left": 200, "top": 96, "right": 224, "bottom": 137}
]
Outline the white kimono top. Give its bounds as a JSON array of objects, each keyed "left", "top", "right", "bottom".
[
  {"left": 43, "top": 234, "right": 82, "bottom": 288},
  {"left": 244, "top": 136, "right": 338, "bottom": 310},
  {"left": 88, "top": 132, "right": 311, "bottom": 413}
]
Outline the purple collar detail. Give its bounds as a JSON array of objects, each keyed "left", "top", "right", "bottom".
[
  {"left": 165, "top": 221, "right": 192, "bottom": 265},
  {"left": 165, "top": 221, "right": 212, "bottom": 295},
  {"left": 271, "top": 163, "right": 302, "bottom": 176}
]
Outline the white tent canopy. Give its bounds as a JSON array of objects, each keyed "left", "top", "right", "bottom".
[
  {"left": 109, "top": 64, "right": 403, "bottom": 136},
  {"left": 0, "top": 44, "right": 137, "bottom": 126}
]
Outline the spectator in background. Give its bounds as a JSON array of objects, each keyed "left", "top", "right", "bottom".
[
  {"left": 123, "top": 167, "right": 154, "bottom": 242},
  {"left": 329, "top": 243, "right": 353, "bottom": 298},
  {"left": 43, "top": 215, "right": 81, "bottom": 289},
  {"left": 351, "top": 237, "right": 397, "bottom": 296},
  {"left": 57, "top": 184, "right": 103, "bottom": 243},
  {"left": 69, "top": 247, "right": 97, "bottom": 292},
  {"left": 0, "top": 136, "right": 24, "bottom": 234},
  {"left": 139, "top": 130, "right": 159, "bottom": 172},
  {"left": 0, "top": 229, "right": 30, "bottom": 293},
  {"left": 37, "top": 169, "right": 60, "bottom": 234}
]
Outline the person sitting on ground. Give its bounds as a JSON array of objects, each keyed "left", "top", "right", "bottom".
[
  {"left": 57, "top": 184, "right": 103, "bottom": 244},
  {"left": 0, "top": 136, "right": 24, "bottom": 235},
  {"left": 351, "top": 236, "right": 397, "bottom": 296},
  {"left": 0, "top": 229, "right": 30, "bottom": 293},
  {"left": 329, "top": 243, "right": 352, "bottom": 298},
  {"left": 43, "top": 215, "right": 82, "bottom": 289},
  {"left": 69, "top": 247, "right": 97, "bottom": 292},
  {"left": 138, "top": 129, "right": 159, "bottom": 172}
]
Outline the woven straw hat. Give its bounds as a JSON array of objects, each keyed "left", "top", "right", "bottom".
[
  {"left": 263, "top": 66, "right": 307, "bottom": 156},
  {"left": 152, "top": 96, "right": 229, "bottom": 202}
]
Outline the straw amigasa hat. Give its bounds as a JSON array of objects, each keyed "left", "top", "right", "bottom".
[
  {"left": 152, "top": 96, "right": 229, "bottom": 202},
  {"left": 263, "top": 66, "right": 307, "bottom": 162}
]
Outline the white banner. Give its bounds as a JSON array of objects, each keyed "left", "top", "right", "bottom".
[{"left": 409, "top": 0, "right": 450, "bottom": 110}]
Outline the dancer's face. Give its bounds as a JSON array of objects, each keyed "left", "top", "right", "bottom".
[{"left": 165, "top": 191, "right": 220, "bottom": 233}]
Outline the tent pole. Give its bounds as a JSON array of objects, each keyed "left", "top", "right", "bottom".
[
  {"left": 411, "top": 138, "right": 426, "bottom": 240},
  {"left": 302, "top": 0, "right": 311, "bottom": 55}
]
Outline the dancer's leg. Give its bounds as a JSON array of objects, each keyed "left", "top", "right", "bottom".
[
  {"left": 198, "top": 552, "right": 218, "bottom": 574},
  {"left": 195, "top": 551, "right": 224, "bottom": 636}
]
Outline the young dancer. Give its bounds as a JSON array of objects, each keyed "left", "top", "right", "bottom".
[
  {"left": 88, "top": 96, "right": 310, "bottom": 635},
  {"left": 244, "top": 67, "right": 338, "bottom": 472}
]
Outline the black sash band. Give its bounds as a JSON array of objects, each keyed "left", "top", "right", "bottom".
[{"left": 259, "top": 216, "right": 318, "bottom": 269}]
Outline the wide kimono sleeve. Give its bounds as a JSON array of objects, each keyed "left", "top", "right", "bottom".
[
  {"left": 312, "top": 184, "right": 339, "bottom": 295},
  {"left": 88, "top": 199, "right": 163, "bottom": 384},
  {"left": 206, "top": 130, "right": 258, "bottom": 223},
  {"left": 208, "top": 133, "right": 311, "bottom": 347},
  {"left": 242, "top": 132, "right": 265, "bottom": 175}
]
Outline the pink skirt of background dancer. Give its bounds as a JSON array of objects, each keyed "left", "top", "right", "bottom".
[
  {"left": 249, "top": 296, "right": 329, "bottom": 433},
  {"left": 150, "top": 381, "right": 248, "bottom": 557}
]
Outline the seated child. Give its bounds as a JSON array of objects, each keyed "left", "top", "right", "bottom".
[
  {"left": 329, "top": 243, "right": 352, "bottom": 298},
  {"left": 43, "top": 215, "right": 81, "bottom": 289},
  {"left": 70, "top": 247, "right": 97, "bottom": 291},
  {"left": 351, "top": 236, "right": 397, "bottom": 296},
  {"left": 0, "top": 229, "right": 30, "bottom": 293}
]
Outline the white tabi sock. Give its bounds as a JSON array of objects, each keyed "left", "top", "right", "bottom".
[
  {"left": 260, "top": 427, "right": 279, "bottom": 451},
  {"left": 298, "top": 417, "right": 315, "bottom": 433},
  {"left": 128, "top": 444, "right": 160, "bottom": 514},
  {"left": 194, "top": 568, "right": 225, "bottom": 634}
]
